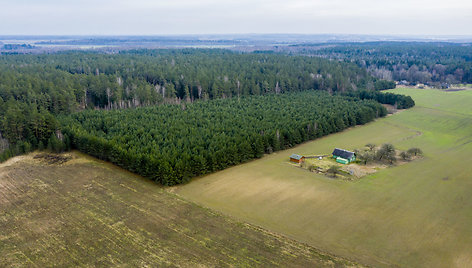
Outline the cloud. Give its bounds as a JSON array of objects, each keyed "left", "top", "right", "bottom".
[{"left": 0, "top": 0, "right": 471, "bottom": 35}]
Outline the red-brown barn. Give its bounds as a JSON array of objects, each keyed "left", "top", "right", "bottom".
[{"left": 290, "top": 154, "right": 305, "bottom": 163}]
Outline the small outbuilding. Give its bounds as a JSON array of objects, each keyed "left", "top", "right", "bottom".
[
  {"left": 332, "top": 148, "right": 356, "bottom": 164},
  {"left": 290, "top": 154, "right": 305, "bottom": 163}
]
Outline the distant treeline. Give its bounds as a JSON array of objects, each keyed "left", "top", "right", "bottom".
[
  {"left": 61, "top": 91, "right": 388, "bottom": 185},
  {"left": 298, "top": 42, "right": 472, "bottom": 86},
  {"left": 2, "top": 44, "right": 36, "bottom": 50},
  {"left": 0, "top": 49, "right": 396, "bottom": 161}
]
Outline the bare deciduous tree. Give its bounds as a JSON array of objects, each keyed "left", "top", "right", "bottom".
[
  {"left": 400, "top": 151, "right": 411, "bottom": 161},
  {"left": 407, "top": 148, "right": 423, "bottom": 156},
  {"left": 365, "top": 143, "right": 376, "bottom": 151},
  {"left": 377, "top": 143, "right": 396, "bottom": 163}
]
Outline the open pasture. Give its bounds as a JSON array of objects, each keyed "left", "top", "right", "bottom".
[
  {"left": 173, "top": 88, "right": 472, "bottom": 267},
  {"left": 0, "top": 152, "right": 356, "bottom": 267}
]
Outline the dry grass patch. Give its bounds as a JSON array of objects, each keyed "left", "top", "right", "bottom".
[{"left": 0, "top": 151, "right": 359, "bottom": 267}]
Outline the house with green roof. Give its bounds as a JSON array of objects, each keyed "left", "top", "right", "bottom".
[{"left": 332, "top": 148, "right": 356, "bottom": 164}]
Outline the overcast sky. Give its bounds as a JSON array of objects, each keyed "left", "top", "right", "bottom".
[{"left": 0, "top": 0, "right": 471, "bottom": 36}]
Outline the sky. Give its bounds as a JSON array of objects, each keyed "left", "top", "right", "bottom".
[{"left": 0, "top": 0, "right": 471, "bottom": 36}]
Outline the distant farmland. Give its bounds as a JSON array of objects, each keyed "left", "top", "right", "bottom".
[
  {"left": 0, "top": 152, "right": 357, "bottom": 267},
  {"left": 173, "top": 88, "right": 472, "bottom": 267}
]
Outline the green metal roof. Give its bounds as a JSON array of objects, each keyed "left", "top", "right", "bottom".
[{"left": 290, "top": 154, "right": 304, "bottom": 160}]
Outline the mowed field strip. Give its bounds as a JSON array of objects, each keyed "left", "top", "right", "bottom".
[
  {"left": 0, "top": 152, "right": 358, "bottom": 267},
  {"left": 172, "top": 88, "right": 472, "bottom": 267}
]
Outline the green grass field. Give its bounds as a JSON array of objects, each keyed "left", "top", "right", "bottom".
[
  {"left": 173, "top": 88, "right": 472, "bottom": 267},
  {"left": 0, "top": 152, "right": 357, "bottom": 267}
]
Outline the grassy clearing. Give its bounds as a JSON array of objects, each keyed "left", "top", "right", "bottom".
[
  {"left": 173, "top": 88, "right": 472, "bottom": 267},
  {"left": 297, "top": 146, "right": 421, "bottom": 180},
  {"left": 300, "top": 157, "right": 354, "bottom": 180},
  {"left": 0, "top": 151, "right": 358, "bottom": 267}
]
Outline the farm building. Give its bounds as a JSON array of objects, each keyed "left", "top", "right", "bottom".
[
  {"left": 332, "top": 148, "right": 356, "bottom": 164},
  {"left": 289, "top": 154, "right": 305, "bottom": 163}
]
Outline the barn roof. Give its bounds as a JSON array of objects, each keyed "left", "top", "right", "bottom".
[
  {"left": 332, "top": 148, "right": 355, "bottom": 159},
  {"left": 290, "top": 154, "right": 304, "bottom": 160}
]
